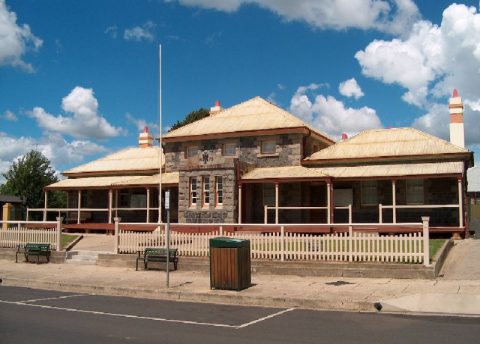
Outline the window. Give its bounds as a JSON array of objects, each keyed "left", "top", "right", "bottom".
[
  {"left": 186, "top": 146, "right": 198, "bottom": 158},
  {"left": 203, "top": 176, "right": 210, "bottom": 206},
  {"left": 223, "top": 143, "right": 236, "bottom": 156},
  {"left": 361, "top": 181, "right": 378, "bottom": 206},
  {"left": 215, "top": 176, "right": 223, "bottom": 206},
  {"left": 406, "top": 179, "right": 424, "bottom": 205},
  {"left": 189, "top": 177, "right": 197, "bottom": 207},
  {"left": 263, "top": 184, "right": 275, "bottom": 206},
  {"left": 261, "top": 140, "right": 276, "bottom": 154}
]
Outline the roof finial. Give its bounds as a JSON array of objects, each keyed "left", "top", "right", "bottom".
[{"left": 452, "top": 89, "right": 459, "bottom": 97}]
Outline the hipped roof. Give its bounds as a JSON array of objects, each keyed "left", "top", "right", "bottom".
[
  {"left": 241, "top": 162, "right": 464, "bottom": 181},
  {"left": 64, "top": 147, "right": 163, "bottom": 177},
  {"left": 164, "top": 96, "right": 334, "bottom": 143},
  {"left": 305, "top": 128, "right": 469, "bottom": 163},
  {"left": 46, "top": 172, "right": 179, "bottom": 190}
]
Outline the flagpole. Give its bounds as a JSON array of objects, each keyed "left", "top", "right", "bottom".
[{"left": 158, "top": 44, "right": 163, "bottom": 224}]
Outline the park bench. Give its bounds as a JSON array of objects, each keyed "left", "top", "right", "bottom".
[
  {"left": 136, "top": 248, "right": 178, "bottom": 271},
  {"left": 16, "top": 243, "right": 51, "bottom": 264}
]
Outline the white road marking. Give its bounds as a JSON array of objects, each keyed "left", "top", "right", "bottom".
[
  {"left": 0, "top": 300, "right": 236, "bottom": 328},
  {"left": 0, "top": 298, "right": 295, "bottom": 329},
  {"left": 19, "top": 294, "right": 88, "bottom": 303},
  {"left": 236, "top": 308, "right": 295, "bottom": 329}
]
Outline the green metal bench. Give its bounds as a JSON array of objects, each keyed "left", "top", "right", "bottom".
[
  {"left": 136, "top": 248, "right": 178, "bottom": 271},
  {"left": 16, "top": 243, "right": 51, "bottom": 264}
]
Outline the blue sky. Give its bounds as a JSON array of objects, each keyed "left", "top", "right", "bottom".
[{"left": 1, "top": 0, "right": 479, "bottom": 178}]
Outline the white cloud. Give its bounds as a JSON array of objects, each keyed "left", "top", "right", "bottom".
[
  {"left": 169, "top": 0, "right": 419, "bottom": 35},
  {"left": 412, "top": 102, "right": 480, "bottom": 148},
  {"left": 0, "top": 132, "right": 107, "bottom": 179},
  {"left": 339, "top": 78, "right": 364, "bottom": 99},
  {"left": 356, "top": 4, "right": 480, "bottom": 108},
  {"left": 0, "top": 0, "right": 42, "bottom": 72},
  {"left": 1, "top": 110, "right": 17, "bottom": 121},
  {"left": 124, "top": 21, "right": 156, "bottom": 42},
  {"left": 290, "top": 85, "right": 382, "bottom": 138},
  {"left": 104, "top": 25, "right": 118, "bottom": 39},
  {"left": 29, "top": 86, "right": 123, "bottom": 139},
  {"left": 125, "top": 112, "right": 159, "bottom": 133}
]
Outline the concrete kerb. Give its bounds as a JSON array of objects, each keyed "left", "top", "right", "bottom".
[{"left": 0, "top": 276, "right": 374, "bottom": 312}]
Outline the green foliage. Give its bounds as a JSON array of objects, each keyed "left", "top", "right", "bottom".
[
  {"left": 0, "top": 150, "right": 65, "bottom": 213},
  {"left": 169, "top": 108, "right": 210, "bottom": 131}
]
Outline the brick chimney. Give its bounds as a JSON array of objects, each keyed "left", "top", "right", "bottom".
[
  {"left": 139, "top": 126, "right": 153, "bottom": 148},
  {"left": 209, "top": 100, "right": 223, "bottom": 115},
  {"left": 449, "top": 89, "right": 465, "bottom": 148}
]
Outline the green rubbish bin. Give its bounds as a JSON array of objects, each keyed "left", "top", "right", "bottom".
[{"left": 209, "top": 237, "right": 251, "bottom": 291}]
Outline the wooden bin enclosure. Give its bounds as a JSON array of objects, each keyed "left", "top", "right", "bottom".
[{"left": 209, "top": 237, "right": 251, "bottom": 291}]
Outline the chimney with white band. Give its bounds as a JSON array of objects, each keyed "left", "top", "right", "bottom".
[
  {"left": 449, "top": 89, "right": 465, "bottom": 148},
  {"left": 209, "top": 100, "right": 223, "bottom": 115},
  {"left": 139, "top": 126, "right": 153, "bottom": 148}
]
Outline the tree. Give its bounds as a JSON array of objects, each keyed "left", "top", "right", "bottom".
[
  {"left": 0, "top": 150, "right": 65, "bottom": 218},
  {"left": 169, "top": 108, "right": 210, "bottom": 131}
]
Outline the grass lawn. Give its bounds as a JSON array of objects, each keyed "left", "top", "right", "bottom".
[
  {"left": 429, "top": 239, "right": 447, "bottom": 260},
  {"left": 61, "top": 234, "right": 79, "bottom": 250}
]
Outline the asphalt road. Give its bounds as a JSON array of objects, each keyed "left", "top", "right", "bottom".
[{"left": 1, "top": 286, "right": 479, "bottom": 344}]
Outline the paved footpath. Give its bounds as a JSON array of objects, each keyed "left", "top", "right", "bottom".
[{"left": 1, "top": 258, "right": 480, "bottom": 316}]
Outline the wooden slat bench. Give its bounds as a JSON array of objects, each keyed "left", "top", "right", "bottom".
[
  {"left": 16, "top": 243, "right": 51, "bottom": 264},
  {"left": 136, "top": 248, "right": 178, "bottom": 271}
]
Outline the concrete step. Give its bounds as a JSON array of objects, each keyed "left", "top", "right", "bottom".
[{"left": 65, "top": 250, "right": 100, "bottom": 265}]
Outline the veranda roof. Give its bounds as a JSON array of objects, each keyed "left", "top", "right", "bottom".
[
  {"left": 63, "top": 147, "right": 163, "bottom": 177},
  {"left": 164, "top": 96, "right": 334, "bottom": 143},
  {"left": 113, "top": 172, "right": 179, "bottom": 186},
  {"left": 46, "top": 172, "right": 179, "bottom": 190},
  {"left": 241, "top": 162, "right": 464, "bottom": 181},
  {"left": 304, "top": 128, "right": 469, "bottom": 163}
]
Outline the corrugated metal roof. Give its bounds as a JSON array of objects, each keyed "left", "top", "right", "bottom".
[
  {"left": 113, "top": 172, "right": 179, "bottom": 186},
  {"left": 467, "top": 167, "right": 480, "bottom": 192},
  {"left": 241, "top": 162, "right": 463, "bottom": 180},
  {"left": 305, "top": 128, "right": 468, "bottom": 162},
  {"left": 46, "top": 176, "right": 146, "bottom": 189},
  {"left": 46, "top": 172, "right": 179, "bottom": 189},
  {"left": 165, "top": 96, "right": 334, "bottom": 142},
  {"left": 0, "top": 195, "right": 22, "bottom": 203},
  {"left": 64, "top": 147, "right": 163, "bottom": 176}
]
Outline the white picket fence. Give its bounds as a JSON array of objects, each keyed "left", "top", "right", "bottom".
[
  {"left": 0, "top": 221, "right": 61, "bottom": 250},
  {"left": 117, "top": 218, "right": 430, "bottom": 265}
]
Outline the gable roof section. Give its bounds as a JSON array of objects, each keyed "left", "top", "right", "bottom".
[
  {"left": 64, "top": 147, "right": 163, "bottom": 177},
  {"left": 304, "top": 128, "right": 470, "bottom": 164},
  {"left": 164, "top": 96, "right": 334, "bottom": 144}
]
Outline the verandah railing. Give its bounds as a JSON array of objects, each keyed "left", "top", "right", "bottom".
[
  {"left": 0, "top": 219, "right": 62, "bottom": 251},
  {"left": 116, "top": 217, "right": 430, "bottom": 266}
]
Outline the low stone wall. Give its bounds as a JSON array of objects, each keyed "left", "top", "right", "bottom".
[
  {"left": 97, "top": 253, "right": 437, "bottom": 279},
  {"left": 0, "top": 248, "right": 66, "bottom": 264}
]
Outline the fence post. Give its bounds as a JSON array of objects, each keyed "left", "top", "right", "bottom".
[
  {"left": 422, "top": 216, "right": 430, "bottom": 267},
  {"left": 114, "top": 217, "right": 121, "bottom": 254},
  {"left": 280, "top": 225, "right": 285, "bottom": 262},
  {"left": 56, "top": 217, "right": 63, "bottom": 251},
  {"left": 348, "top": 225, "right": 353, "bottom": 262}
]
